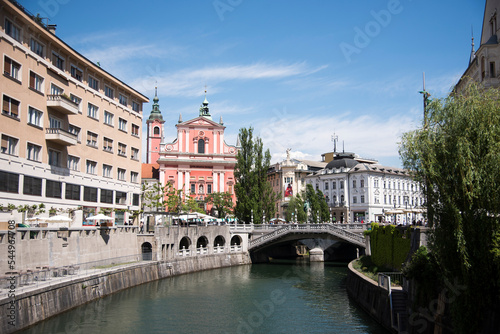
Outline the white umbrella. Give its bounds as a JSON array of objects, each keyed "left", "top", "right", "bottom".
[
  {"left": 26, "top": 216, "right": 45, "bottom": 222},
  {"left": 46, "top": 214, "right": 72, "bottom": 222},
  {"left": 87, "top": 213, "right": 114, "bottom": 220}
]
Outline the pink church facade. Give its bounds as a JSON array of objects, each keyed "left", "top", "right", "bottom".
[{"left": 150, "top": 93, "right": 239, "bottom": 213}]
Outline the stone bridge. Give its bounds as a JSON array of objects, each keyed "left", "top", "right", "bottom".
[{"left": 246, "top": 223, "right": 369, "bottom": 262}]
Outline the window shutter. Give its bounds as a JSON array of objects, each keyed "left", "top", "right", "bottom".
[
  {"left": 11, "top": 100, "right": 18, "bottom": 117},
  {"left": 4, "top": 57, "right": 11, "bottom": 75},
  {"left": 30, "top": 71, "right": 35, "bottom": 88}
]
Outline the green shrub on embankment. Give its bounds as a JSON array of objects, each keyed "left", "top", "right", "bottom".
[{"left": 364, "top": 223, "right": 411, "bottom": 271}]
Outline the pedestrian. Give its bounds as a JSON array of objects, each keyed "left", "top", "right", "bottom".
[{"left": 139, "top": 221, "right": 144, "bottom": 233}]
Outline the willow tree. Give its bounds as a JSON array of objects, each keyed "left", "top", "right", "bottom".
[
  {"left": 234, "top": 127, "right": 278, "bottom": 223},
  {"left": 399, "top": 83, "right": 500, "bottom": 333}
]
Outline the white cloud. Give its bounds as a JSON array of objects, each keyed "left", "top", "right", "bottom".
[{"left": 131, "top": 62, "right": 328, "bottom": 98}]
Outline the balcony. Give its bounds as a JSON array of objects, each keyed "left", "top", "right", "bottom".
[
  {"left": 45, "top": 128, "right": 77, "bottom": 146},
  {"left": 47, "top": 94, "right": 79, "bottom": 115}
]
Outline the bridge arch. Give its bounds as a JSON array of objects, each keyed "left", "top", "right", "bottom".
[
  {"left": 179, "top": 236, "right": 191, "bottom": 250},
  {"left": 214, "top": 235, "right": 225, "bottom": 247},
  {"left": 196, "top": 236, "right": 209, "bottom": 248},
  {"left": 141, "top": 242, "right": 153, "bottom": 261},
  {"left": 230, "top": 235, "right": 242, "bottom": 246}
]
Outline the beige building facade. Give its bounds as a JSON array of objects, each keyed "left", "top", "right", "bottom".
[{"left": 0, "top": 0, "right": 148, "bottom": 225}]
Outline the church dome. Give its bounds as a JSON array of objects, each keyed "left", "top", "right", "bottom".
[{"left": 325, "top": 158, "right": 358, "bottom": 170}]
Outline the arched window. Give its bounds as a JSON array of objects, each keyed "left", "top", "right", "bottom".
[
  {"left": 154, "top": 126, "right": 160, "bottom": 135},
  {"left": 198, "top": 139, "right": 205, "bottom": 153},
  {"left": 199, "top": 184, "right": 204, "bottom": 194}
]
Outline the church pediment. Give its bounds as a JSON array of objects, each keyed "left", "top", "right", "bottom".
[{"left": 178, "top": 116, "right": 224, "bottom": 128}]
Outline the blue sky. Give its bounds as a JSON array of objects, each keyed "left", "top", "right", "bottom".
[{"left": 21, "top": 0, "right": 485, "bottom": 167}]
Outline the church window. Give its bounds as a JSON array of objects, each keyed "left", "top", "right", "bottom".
[
  {"left": 191, "top": 183, "right": 195, "bottom": 193},
  {"left": 207, "top": 184, "right": 212, "bottom": 194},
  {"left": 154, "top": 126, "right": 160, "bottom": 135},
  {"left": 490, "top": 62, "right": 496, "bottom": 78},
  {"left": 198, "top": 139, "right": 205, "bottom": 153}
]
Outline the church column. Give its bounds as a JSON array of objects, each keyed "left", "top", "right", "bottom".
[
  {"left": 185, "top": 130, "right": 190, "bottom": 153},
  {"left": 213, "top": 172, "right": 218, "bottom": 192},
  {"left": 213, "top": 131, "right": 217, "bottom": 154},
  {"left": 178, "top": 130, "right": 183, "bottom": 153},
  {"left": 219, "top": 171, "right": 225, "bottom": 192},
  {"left": 185, "top": 171, "right": 190, "bottom": 194},
  {"left": 219, "top": 131, "right": 224, "bottom": 154},
  {"left": 205, "top": 140, "right": 209, "bottom": 153},
  {"left": 178, "top": 171, "right": 183, "bottom": 190}
]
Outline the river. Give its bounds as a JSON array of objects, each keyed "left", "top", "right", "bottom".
[{"left": 19, "top": 260, "right": 388, "bottom": 334}]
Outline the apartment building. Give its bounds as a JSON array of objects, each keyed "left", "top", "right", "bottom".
[{"left": 0, "top": 0, "right": 148, "bottom": 225}]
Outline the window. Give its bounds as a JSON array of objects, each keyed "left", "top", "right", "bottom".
[
  {"left": 50, "top": 84, "right": 63, "bottom": 95},
  {"left": 0, "top": 171, "right": 19, "bottom": 193},
  {"left": 104, "top": 111, "right": 114, "bottom": 126},
  {"left": 4, "top": 56, "right": 21, "bottom": 80},
  {"left": 374, "top": 196, "right": 379, "bottom": 204},
  {"left": 118, "top": 143, "right": 126, "bottom": 156},
  {"left": 1, "top": 134, "right": 18, "bottom": 155},
  {"left": 70, "top": 65, "right": 82, "bottom": 81},
  {"left": 86, "top": 160, "right": 97, "bottom": 174},
  {"left": 119, "top": 94, "right": 127, "bottom": 106},
  {"left": 68, "top": 155, "right": 80, "bottom": 171},
  {"left": 374, "top": 179, "right": 379, "bottom": 188},
  {"left": 118, "top": 168, "right": 126, "bottom": 181},
  {"left": 491, "top": 62, "right": 496, "bottom": 78},
  {"left": 132, "top": 101, "right": 139, "bottom": 112},
  {"left": 133, "top": 193, "right": 140, "bottom": 206},
  {"left": 384, "top": 195, "right": 387, "bottom": 204},
  {"left": 352, "top": 180, "right": 356, "bottom": 188},
  {"left": 360, "top": 195, "right": 365, "bottom": 203},
  {"left": 49, "top": 117, "right": 61, "bottom": 129},
  {"left": 353, "top": 196, "right": 357, "bottom": 204},
  {"left": 101, "top": 189, "right": 113, "bottom": 204},
  {"left": 116, "top": 191, "right": 127, "bottom": 205},
  {"left": 27, "top": 143, "right": 41, "bottom": 161},
  {"left": 52, "top": 52, "right": 64, "bottom": 70},
  {"left": 2, "top": 95, "right": 20, "bottom": 119},
  {"left": 29, "top": 71, "right": 44, "bottom": 93},
  {"left": 340, "top": 181, "right": 344, "bottom": 189},
  {"left": 65, "top": 183, "right": 80, "bottom": 200},
  {"left": 105, "top": 85, "right": 114, "bottom": 99},
  {"left": 198, "top": 139, "right": 205, "bottom": 153},
  {"left": 30, "top": 38, "right": 44, "bottom": 57},
  {"left": 70, "top": 94, "right": 82, "bottom": 112},
  {"left": 324, "top": 182, "right": 329, "bottom": 190},
  {"left": 131, "top": 171, "right": 138, "bottom": 183},
  {"left": 332, "top": 181, "right": 336, "bottom": 189},
  {"left": 88, "top": 75, "right": 99, "bottom": 90},
  {"left": 28, "top": 107, "right": 43, "bottom": 127},
  {"left": 68, "top": 125, "right": 81, "bottom": 142},
  {"left": 103, "top": 164, "right": 112, "bottom": 178},
  {"left": 132, "top": 124, "right": 139, "bottom": 136},
  {"left": 46, "top": 180, "right": 62, "bottom": 198},
  {"left": 5, "top": 19, "right": 21, "bottom": 42},
  {"left": 103, "top": 137, "right": 113, "bottom": 152},
  {"left": 48, "top": 149, "right": 61, "bottom": 167},
  {"left": 191, "top": 183, "right": 196, "bottom": 193},
  {"left": 154, "top": 126, "right": 160, "bottom": 135},
  {"left": 23, "top": 176, "right": 42, "bottom": 196},
  {"left": 84, "top": 186, "right": 98, "bottom": 202},
  {"left": 87, "top": 103, "right": 99, "bottom": 119},
  {"left": 131, "top": 147, "right": 139, "bottom": 160},
  {"left": 118, "top": 118, "right": 127, "bottom": 132},
  {"left": 207, "top": 184, "right": 212, "bottom": 194},
  {"left": 360, "top": 179, "right": 364, "bottom": 188},
  {"left": 87, "top": 131, "right": 98, "bottom": 147}
]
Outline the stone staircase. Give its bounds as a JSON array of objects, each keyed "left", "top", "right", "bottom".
[{"left": 391, "top": 289, "right": 409, "bottom": 333}]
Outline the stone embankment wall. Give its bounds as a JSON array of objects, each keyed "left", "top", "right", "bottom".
[
  {"left": 0, "top": 226, "right": 139, "bottom": 273},
  {"left": 0, "top": 252, "right": 251, "bottom": 334},
  {"left": 345, "top": 261, "right": 394, "bottom": 332}
]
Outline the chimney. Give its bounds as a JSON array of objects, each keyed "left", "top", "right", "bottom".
[{"left": 47, "top": 24, "right": 57, "bottom": 35}]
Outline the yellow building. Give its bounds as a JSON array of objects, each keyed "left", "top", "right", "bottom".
[{"left": 0, "top": 0, "right": 148, "bottom": 225}]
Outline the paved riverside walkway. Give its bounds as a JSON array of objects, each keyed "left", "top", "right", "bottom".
[{"left": 0, "top": 258, "right": 147, "bottom": 302}]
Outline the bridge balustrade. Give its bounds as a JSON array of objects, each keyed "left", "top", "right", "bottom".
[
  {"left": 213, "top": 246, "right": 225, "bottom": 254},
  {"left": 196, "top": 247, "right": 208, "bottom": 255},
  {"left": 178, "top": 247, "right": 191, "bottom": 257},
  {"left": 230, "top": 245, "right": 242, "bottom": 252}
]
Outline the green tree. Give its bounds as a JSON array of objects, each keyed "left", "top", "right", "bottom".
[
  {"left": 142, "top": 181, "right": 164, "bottom": 211},
  {"left": 205, "top": 192, "right": 234, "bottom": 218},
  {"left": 304, "top": 184, "right": 328, "bottom": 223},
  {"left": 234, "top": 127, "right": 278, "bottom": 223},
  {"left": 284, "top": 192, "right": 307, "bottom": 222},
  {"left": 399, "top": 83, "right": 500, "bottom": 333}
]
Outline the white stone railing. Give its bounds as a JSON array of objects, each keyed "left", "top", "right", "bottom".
[
  {"left": 196, "top": 247, "right": 208, "bottom": 255},
  {"left": 177, "top": 248, "right": 191, "bottom": 257},
  {"left": 249, "top": 224, "right": 366, "bottom": 250},
  {"left": 230, "top": 245, "right": 242, "bottom": 252}
]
